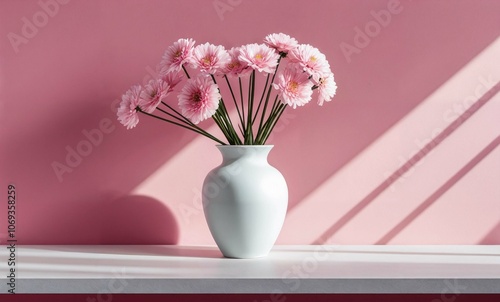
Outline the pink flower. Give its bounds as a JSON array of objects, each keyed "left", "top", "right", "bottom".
[
  {"left": 160, "top": 38, "right": 195, "bottom": 74},
  {"left": 159, "top": 68, "right": 184, "bottom": 93},
  {"left": 273, "top": 66, "right": 313, "bottom": 108},
  {"left": 178, "top": 75, "right": 221, "bottom": 124},
  {"left": 316, "top": 72, "right": 337, "bottom": 106},
  {"left": 117, "top": 85, "right": 142, "bottom": 129},
  {"left": 238, "top": 43, "right": 280, "bottom": 73},
  {"left": 139, "top": 79, "right": 170, "bottom": 113},
  {"left": 264, "top": 33, "right": 299, "bottom": 55},
  {"left": 190, "top": 43, "right": 230, "bottom": 74},
  {"left": 288, "top": 44, "right": 331, "bottom": 82},
  {"left": 223, "top": 47, "right": 251, "bottom": 77}
]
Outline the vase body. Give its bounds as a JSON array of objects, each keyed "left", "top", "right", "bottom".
[{"left": 202, "top": 145, "right": 288, "bottom": 258}]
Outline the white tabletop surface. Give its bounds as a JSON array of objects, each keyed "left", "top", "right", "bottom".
[{"left": 1, "top": 245, "right": 499, "bottom": 293}]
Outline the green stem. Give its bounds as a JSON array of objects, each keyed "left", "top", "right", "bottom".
[
  {"left": 182, "top": 65, "right": 191, "bottom": 79},
  {"left": 216, "top": 109, "right": 242, "bottom": 145},
  {"left": 245, "top": 71, "right": 256, "bottom": 144},
  {"left": 212, "top": 113, "right": 233, "bottom": 143},
  {"left": 161, "top": 101, "right": 192, "bottom": 125},
  {"left": 159, "top": 101, "right": 219, "bottom": 142},
  {"left": 256, "top": 99, "right": 284, "bottom": 144},
  {"left": 138, "top": 109, "right": 225, "bottom": 145},
  {"left": 251, "top": 73, "right": 270, "bottom": 124},
  {"left": 239, "top": 77, "right": 245, "bottom": 129},
  {"left": 155, "top": 106, "right": 187, "bottom": 125},
  {"left": 224, "top": 75, "right": 244, "bottom": 127},
  {"left": 257, "top": 57, "right": 282, "bottom": 133},
  {"left": 255, "top": 94, "right": 279, "bottom": 142},
  {"left": 269, "top": 96, "right": 280, "bottom": 116},
  {"left": 238, "top": 124, "right": 244, "bottom": 137},
  {"left": 259, "top": 104, "right": 287, "bottom": 144},
  {"left": 217, "top": 110, "right": 242, "bottom": 144},
  {"left": 211, "top": 74, "right": 240, "bottom": 144}
]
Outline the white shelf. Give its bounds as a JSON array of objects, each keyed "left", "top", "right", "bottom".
[{"left": 1, "top": 245, "right": 499, "bottom": 293}]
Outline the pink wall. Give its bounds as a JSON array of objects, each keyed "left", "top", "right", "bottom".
[{"left": 1, "top": 0, "right": 499, "bottom": 245}]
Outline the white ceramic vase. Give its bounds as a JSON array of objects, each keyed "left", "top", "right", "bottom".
[{"left": 202, "top": 145, "right": 288, "bottom": 258}]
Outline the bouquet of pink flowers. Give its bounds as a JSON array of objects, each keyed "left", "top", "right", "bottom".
[{"left": 117, "top": 33, "right": 337, "bottom": 145}]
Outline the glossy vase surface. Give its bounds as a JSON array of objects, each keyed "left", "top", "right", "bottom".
[{"left": 202, "top": 145, "right": 288, "bottom": 258}]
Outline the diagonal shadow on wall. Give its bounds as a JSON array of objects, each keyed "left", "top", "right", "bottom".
[
  {"left": 479, "top": 221, "right": 500, "bottom": 244},
  {"left": 312, "top": 82, "right": 500, "bottom": 244},
  {"left": 376, "top": 134, "right": 500, "bottom": 244}
]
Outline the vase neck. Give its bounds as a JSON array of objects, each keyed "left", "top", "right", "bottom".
[{"left": 216, "top": 145, "right": 273, "bottom": 163}]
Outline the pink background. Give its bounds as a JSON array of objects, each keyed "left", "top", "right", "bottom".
[{"left": 1, "top": 0, "right": 499, "bottom": 245}]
